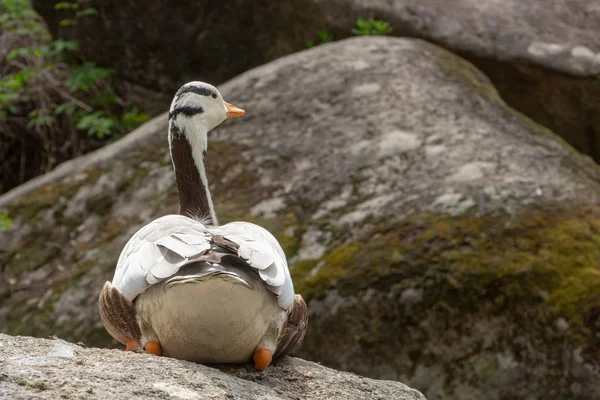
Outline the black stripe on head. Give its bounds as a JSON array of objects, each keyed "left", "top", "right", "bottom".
[
  {"left": 176, "top": 85, "right": 214, "bottom": 99},
  {"left": 169, "top": 106, "right": 204, "bottom": 120}
]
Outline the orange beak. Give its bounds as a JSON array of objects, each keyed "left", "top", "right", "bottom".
[{"left": 225, "top": 102, "right": 245, "bottom": 119}]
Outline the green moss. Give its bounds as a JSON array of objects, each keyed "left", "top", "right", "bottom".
[
  {"left": 10, "top": 167, "right": 106, "bottom": 220},
  {"left": 294, "top": 243, "right": 360, "bottom": 299},
  {"left": 425, "top": 42, "right": 500, "bottom": 104},
  {"left": 116, "top": 162, "right": 152, "bottom": 192},
  {"left": 277, "top": 231, "right": 301, "bottom": 259},
  {"left": 293, "top": 209, "right": 600, "bottom": 346},
  {"left": 85, "top": 193, "right": 114, "bottom": 215},
  {"left": 16, "top": 378, "right": 47, "bottom": 390},
  {"left": 264, "top": 212, "right": 302, "bottom": 257},
  {"left": 553, "top": 268, "right": 600, "bottom": 321},
  {"left": 7, "top": 242, "right": 59, "bottom": 277}
]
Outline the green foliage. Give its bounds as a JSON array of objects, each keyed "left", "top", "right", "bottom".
[
  {"left": 76, "top": 111, "right": 115, "bottom": 138},
  {"left": 53, "top": 101, "right": 77, "bottom": 115},
  {"left": 0, "top": 0, "right": 47, "bottom": 39},
  {"left": 68, "top": 62, "right": 114, "bottom": 92},
  {"left": 27, "top": 109, "right": 53, "bottom": 128},
  {"left": 0, "top": 0, "right": 144, "bottom": 139},
  {"left": 352, "top": 17, "right": 393, "bottom": 36},
  {"left": 73, "top": 108, "right": 150, "bottom": 139},
  {"left": 306, "top": 17, "right": 393, "bottom": 49},
  {"left": 0, "top": 211, "right": 13, "bottom": 230},
  {"left": 0, "top": 0, "right": 152, "bottom": 193},
  {"left": 316, "top": 29, "right": 334, "bottom": 44},
  {"left": 306, "top": 29, "right": 334, "bottom": 48},
  {"left": 54, "top": 1, "right": 77, "bottom": 10},
  {"left": 55, "top": 0, "right": 96, "bottom": 27},
  {"left": 121, "top": 108, "right": 150, "bottom": 132}
]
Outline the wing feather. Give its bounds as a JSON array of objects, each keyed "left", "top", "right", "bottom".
[
  {"left": 211, "top": 221, "right": 295, "bottom": 309},
  {"left": 113, "top": 215, "right": 212, "bottom": 300},
  {"left": 112, "top": 215, "right": 296, "bottom": 310},
  {"left": 274, "top": 294, "right": 308, "bottom": 359}
]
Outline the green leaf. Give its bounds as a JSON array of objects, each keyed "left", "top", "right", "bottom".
[
  {"left": 307, "top": 29, "right": 334, "bottom": 48},
  {"left": 0, "top": 211, "right": 13, "bottom": 231},
  {"left": 68, "top": 62, "right": 114, "bottom": 92},
  {"left": 6, "top": 47, "right": 30, "bottom": 61},
  {"left": 26, "top": 109, "right": 54, "bottom": 129},
  {"left": 91, "top": 88, "right": 118, "bottom": 107},
  {"left": 358, "top": 18, "right": 368, "bottom": 27},
  {"left": 316, "top": 29, "right": 333, "bottom": 43},
  {"left": 0, "top": 68, "right": 34, "bottom": 92},
  {"left": 54, "top": 2, "right": 78, "bottom": 10},
  {"left": 53, "top": 101, "right": 78, "bottom": 115},
  {"left": 352, "top": 17, "right": 392, "bottom": 36},
  {"left": 121, "top": 108, "right": 150, "bottom": 131},
  {"left": 51, "top": 39, "right": 79, "bottom": 53},
  {"left": 59, "top": 19, "right": 76, "bottom": 27},
  {"left": 76, "top": 111, "right": 116, "bottom": 138},
  {"left": 0, "top": 92, "right": 20, "bottom": 105},
  {"left": 76, "top": 8, "right": 97, "bottom": 17}
]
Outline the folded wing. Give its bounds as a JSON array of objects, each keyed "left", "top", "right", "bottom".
[
  {"left": 211, "top": 221, "right": 295, "bottom": 309},
  {"left": 113, "top": 215, "right": 212, "bottom": 300},
  {"left": 112, "top": 215, "right": 295, "bottom": 310}
]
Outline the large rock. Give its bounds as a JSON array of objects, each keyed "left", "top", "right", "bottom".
[
  {"left": 2, "top": 37, "right": 600, "bottom": 399},
  {"left": 33, "top": 0, "right": 600, "bottom": 163},
  {"left": 315, "top": 0, "right": 600, "bottom": 77},
  {"left": 0, "top": 334, "right": 426, "bottom": 399},
  {"left": 315, "top": 0, "right": 600, "bottom": 163}
]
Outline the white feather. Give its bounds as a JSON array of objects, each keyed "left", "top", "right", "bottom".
[{"left": 112, "top": 214, "right": 295, "bottom": 309}]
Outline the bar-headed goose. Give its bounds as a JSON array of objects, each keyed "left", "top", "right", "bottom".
[{"left": 99, "top": 82, "right": 307, "bottom": 371}]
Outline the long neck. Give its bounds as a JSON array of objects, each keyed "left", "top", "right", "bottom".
[{"left": 168, "top": 121, "right": 218, "bottom": 225}]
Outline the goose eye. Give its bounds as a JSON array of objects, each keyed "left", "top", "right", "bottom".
[{"left": 211, "top": 92, "right": 217, "bottom": 99}]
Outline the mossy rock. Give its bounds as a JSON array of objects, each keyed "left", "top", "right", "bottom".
[{"left": 2, "top": 37, "right": 600, "bottom": 400}]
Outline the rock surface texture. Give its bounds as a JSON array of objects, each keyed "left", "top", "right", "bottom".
[
  {"left": 0, "top": 334, "right": 426, "bottom": 400},
  {"left": 32, "top": 0, "right": 600, "bottom": 162},
  {"left": 2, "top": 37, "right": 600, "bottom": 399}
]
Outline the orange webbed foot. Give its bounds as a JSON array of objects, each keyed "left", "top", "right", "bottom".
[
  {"left": 253, "top": 348, "right": 273, "bottom": 371},
  {"left": 145, "top": 340, "right": 162, "bottom": 356},
  {"left": 125, "top": 338, "right": 140, "bottom": 351}
]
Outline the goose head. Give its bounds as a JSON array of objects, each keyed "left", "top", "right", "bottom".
[
  {"left": 168, "top": 81, "right": 245, "bottom": 135},
  {"left": 167, "top": 81, "right": 245, "bottom": 224}
]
